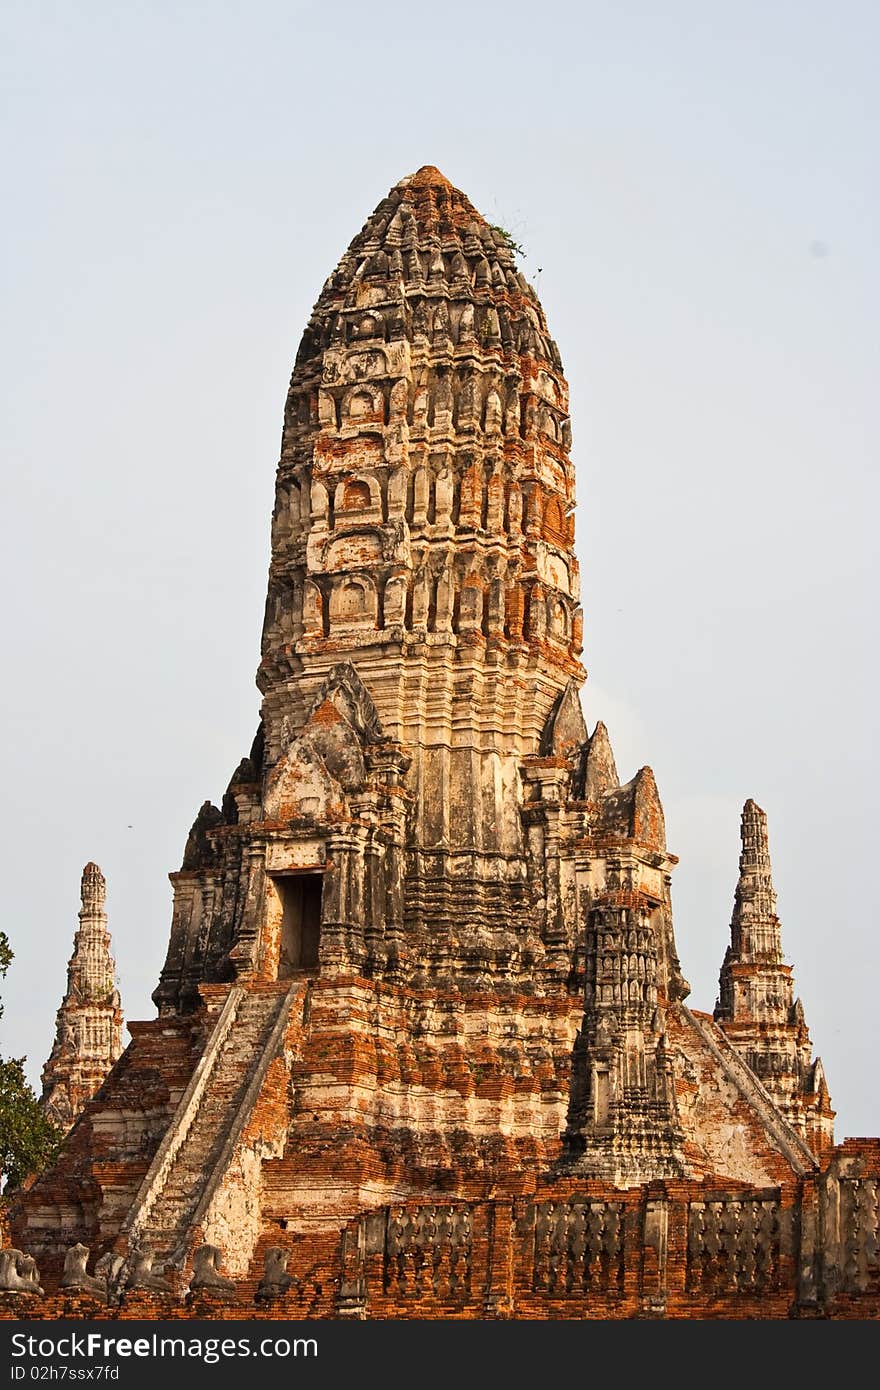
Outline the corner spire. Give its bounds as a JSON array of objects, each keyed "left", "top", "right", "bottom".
[
  {"left": 40, "top": 862, "right": 125, "bottom": 1131},
  {"left": 729, "top": 799, "right": 782, "bottom": 961},
  {"left": 715, "top": 802, "right": 834, "bottom": 1159}
]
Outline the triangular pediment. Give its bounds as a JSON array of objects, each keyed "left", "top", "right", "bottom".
[
  {"left": 262, "top": 735, "right": 342, "bottom": 822},
  {"left": 307, "top": 663, "right": 385, "bottom": 745}
]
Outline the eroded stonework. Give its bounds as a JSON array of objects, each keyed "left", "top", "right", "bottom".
[{"left": 8, "top": 168, "right": 876, "bottom": 1319}]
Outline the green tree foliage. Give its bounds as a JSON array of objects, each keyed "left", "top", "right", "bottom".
[{"left": 0, "top": 930, "right": 62, "bottom": 1191}]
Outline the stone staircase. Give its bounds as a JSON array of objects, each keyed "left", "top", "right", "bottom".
[{"left": 119, "top": 981, "right": 302, "bottom": 1270}]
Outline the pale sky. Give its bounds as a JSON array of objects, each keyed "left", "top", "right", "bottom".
[{"left": 2, "top": 1, "right": 877, "bottom": 1140}]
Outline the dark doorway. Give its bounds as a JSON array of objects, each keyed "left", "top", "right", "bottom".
[{"left": 275, "top": 873, "right": 323, "bottom": 976}]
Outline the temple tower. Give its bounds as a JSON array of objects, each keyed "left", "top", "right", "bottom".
[
  {"left": 14, "top": 171, "right": 847, "bottom": 1291},
  {"left": 146, "top": 167, "right": 698, "bottom": 1190},
  {"left": 154, "top": 165, "right": 588, "bottom": 1009},
  {"left": 40, "top": 863, "right": 124, "bottom": 1130},
  {"left": 715, "top": 801, "right": 834, "bottom": 1158}
]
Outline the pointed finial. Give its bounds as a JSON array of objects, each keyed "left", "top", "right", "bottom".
[
  {"left": 80, "top": 862, "right": 106, "bottom": 913},
  {"left": 583, "top": 720, "right": 619, "bottom": 799},
  {"left": 740, "top": 799, "right": 771, "bottom": 872},
  {"left": 732, "top": 799, "right": 777, "bottom": 940},
  {"left": 631, "top": 766, "right": 666, "bottom": 851},
  {"left": 409, "top": 165, "right": 453, "bottom": 188},
  {"left": 720, "top": 797, "right": 784, "bottom": 985},
  {"left": 539, "top": 681, "right": 587, "bottom": 757}
]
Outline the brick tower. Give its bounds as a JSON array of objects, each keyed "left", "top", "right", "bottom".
[
  {"left": 10, "top": 169, "right": 878, "bottom": 1320},
  {"left": 40, "top": 863, "right": 124, "bottom": 1131}
]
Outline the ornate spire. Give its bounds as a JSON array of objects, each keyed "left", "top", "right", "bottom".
[
  {"left": 40, "top": 863, "right": 124, "bottom": 1131},
  {"left": 716, "top": 801, "right": 788, "bottom": 1021},
  {"left": 715, "top": 802, "right": 834, "bottom": 1157},
  {"left": 728, "top": 798, "right": 783, "bottom": 964}
]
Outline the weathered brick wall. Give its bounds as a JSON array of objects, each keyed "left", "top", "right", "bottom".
[
  {"left": 11, "top": 974, "right": 862, "bottom": 1289},
  {"left": 3, "top": 1148, "right": 878, "bottom": 1319}
]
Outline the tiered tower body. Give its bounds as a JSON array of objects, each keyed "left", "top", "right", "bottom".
[
  {"left": 40, "top": 864, "right": 124, "bottom": 1130},
  {"left": 12, "top": 172, "right": 871, "bottom": 1323},
  {"left": 155, "top": 165, "right": 587, "bottom": 1010}
]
